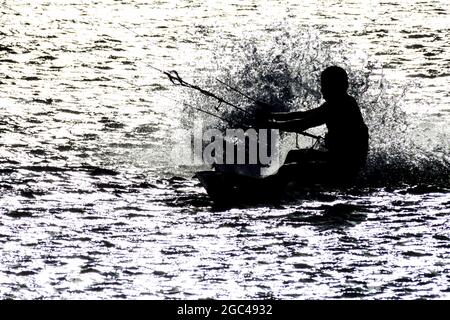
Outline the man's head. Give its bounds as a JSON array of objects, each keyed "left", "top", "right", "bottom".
[{"left": 320, "top": 66, "right": 349, "bottom": 101}]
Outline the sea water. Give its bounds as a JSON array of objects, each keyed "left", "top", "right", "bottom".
[{"left": 0, "top": 0, "right": 449, "bottom": 299}]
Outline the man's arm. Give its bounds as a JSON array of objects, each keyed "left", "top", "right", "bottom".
[
  {"left": 269, "top": 106, "right": 327, "bottom": 133},
  {"left": 270, "top": 107, "right": 324, "bottom": 122}
]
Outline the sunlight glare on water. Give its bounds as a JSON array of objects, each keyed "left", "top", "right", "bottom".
[{"left": 0, "top": 0, "right": 449, "bottom": 299}]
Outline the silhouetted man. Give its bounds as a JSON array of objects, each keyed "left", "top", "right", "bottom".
[{"left": 268, "top": 66, "right": 369, "bottom": 184}]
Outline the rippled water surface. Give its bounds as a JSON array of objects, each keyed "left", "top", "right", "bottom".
[{"left": 0, "top": 0, "right": 449, "bottom": 299}]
